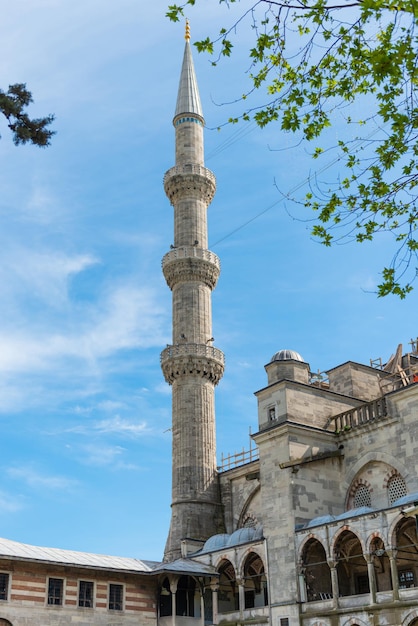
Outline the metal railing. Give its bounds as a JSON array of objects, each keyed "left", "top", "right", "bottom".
[{"left": 218, "top": 445, "right": 259, "bottom": 471}]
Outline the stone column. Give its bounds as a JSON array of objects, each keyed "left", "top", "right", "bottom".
[
  {"left": 366, "top": 554, "right": 377, "bottom": 604},
  {"left": 211, "top": 580, "right": 219, "bottom": 625},
  {"left": 328, "top": 560, "right": 339, "bottom": 609},
  {"left": 169, "top": 577, "right": 179, "bottom": 626},
  {"left": 237, "top": 577, "right": 245, "bottom": 616},
  {"left": 387, "top": 549, "right": 400, "bottom": 600}
]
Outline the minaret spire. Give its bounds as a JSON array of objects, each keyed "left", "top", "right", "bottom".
[
  {"left": 161, "top": 25, "right": 225, "bottom": 562},
  {"left": 174, "top": 22, "right": 203, "bottom": 128}
]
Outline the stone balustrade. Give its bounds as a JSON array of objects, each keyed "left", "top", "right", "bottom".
[
  {"left": 327, "top": 397, "right": 388, "bottom": 432},
  {"left": 162, "top": 246, "right": 220, "bottom": 269}
]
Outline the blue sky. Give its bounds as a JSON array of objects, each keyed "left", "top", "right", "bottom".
[{"left": 0, "top": 1, "right": 415, "bottom": 561}]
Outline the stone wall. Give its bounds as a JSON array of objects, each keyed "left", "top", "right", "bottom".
[{"left": 0, "top": 561, "right": 156, "bottom": 626}]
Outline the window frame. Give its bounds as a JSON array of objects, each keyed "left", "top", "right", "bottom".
[
  {"left": 78, "top": 580, "right": 94, "bottom": 608},
  {"left": 399, "top": 568, "right": 415, "bottom": 589},
  {"left": 0, "top": 573, "right": 9, "bottom": 602},
  {"left": 268, "top": 406, "right": 276, "bottom": 422},
  {"left": 387, "top": 474, "right": 407, "bottom": 505},
  {"left": 47, "top": 577, "right": 64, "bottom": 606},
  {"left": 108, "top": 582, "right": 124, "bottom": 611}
]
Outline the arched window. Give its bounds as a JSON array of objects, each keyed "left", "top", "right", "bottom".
[
  {"left": 242, "top": 517, "right": 257, "bottom": 529},
  {"left": 159, "top": 578, "right": 172, "bottom": 617},
  {"left": 370, "top": 537, "right": 391, "bottom": 592},
  {"left": 301, "top": 538, "right": 332, "bottom": 601},
  {"left": 218, "top": 560, "right": 238, "bottom": 613},
  {"left": 353, "top": 484, "right": 372, "bottom": 508},
  {"left": 335, "top": 530, "right": 369, "bottom": 596},
  {"left": 0, "top": 620, "right": 13, "bottom": 626},
  {"left": 395, "top": 517, "right": 418, "bottom": 589},
  {"left": 176, "top": 576, "right": 197, "bottom": 617},
  {"left": 243, "top": 552, "right": 268, "bottom": 608},
  {"left": 387, "top": 474, "right": 407, "bottom": 504}
]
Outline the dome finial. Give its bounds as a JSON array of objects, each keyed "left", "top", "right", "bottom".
[{"left": 185, "top": 19, "right": 190, "bottom": 41}]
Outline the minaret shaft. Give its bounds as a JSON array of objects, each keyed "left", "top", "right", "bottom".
[
  {"left": 162, "top": 33, "right": 225, "bottom": 562},
  {"left": 174, "top": 199, "right": 208, "bottom": 248},
  {"left": 175, "top": 123, "right": 204, "bottom": 166},
  {"left": 173, "top": 284, "right": 212, "bottom": 345}
]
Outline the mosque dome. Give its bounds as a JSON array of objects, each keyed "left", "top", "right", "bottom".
[{"left": 270, "top": 349, "right": 305, "bottom": 363}]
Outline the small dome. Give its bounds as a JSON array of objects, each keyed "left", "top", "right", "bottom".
[
  {"left": 201, "top": 534, "right": 230, "bottom": 552},
  {"left": 270, "top": 349, "right": 304, "bottom": 363},
  {"left": 227, "top": 526, "right": 263, "bottom": 547}
]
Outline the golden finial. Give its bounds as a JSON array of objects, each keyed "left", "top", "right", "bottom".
[{"left": 185, "top": 19, "right": 190, "bottom": 41}]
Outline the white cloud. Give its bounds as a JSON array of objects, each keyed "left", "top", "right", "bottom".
[
  {"left": 0, "top": 281, "right": 167, "bottom": 374},
  {"left": 65, "top": 416, "right": 149, "bottom": 439},
  {"left": 0, "top": 246, "right": 98, "bottom": 311},
  {"left": 0, "top": 490, "right": 24, "bottom": 514},
  {"left": 97, "top": 400, "right": 126, "bottom": 412},
  {"left": 7, "top": 466, "right": 77, "bottom": 491},
  {"left": 78, "top": 444, "right": 138, "bottom": 470},
  {"left": 94, "top": 416, "right": 149, "bottom": 436}
]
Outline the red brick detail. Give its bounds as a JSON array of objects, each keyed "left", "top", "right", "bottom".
[
  {"left": 11, "top": 594, "right": 44, "bottom": 603},
  {"left": 12, "top": 574, "right": 44, "bottom": 582},
  {"left": 382, "top": 469, "right": 400, "bottom": 488}
]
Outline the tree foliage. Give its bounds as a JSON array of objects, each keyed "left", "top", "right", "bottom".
[
  {"left": 167, "top": 0, "right": 418, "bottom": 297},
  {"left": 0, "top": 83, "right": 55, "bottom": 147}
]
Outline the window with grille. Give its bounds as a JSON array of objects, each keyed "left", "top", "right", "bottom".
[
  {"left": 399, "top": 569, "right": 415, "bottom": 589},
  {"left": 48, "top": 578, "right": 63, "bottom": 605},
  {"left": 78, "top": 580, "right": 94, "bottom": 608},
  {"left": 0, "top": 574, "right": 8, "bottom": 601},
  {"left": 279, "top": 619, "right": 289, "bottom": 626},
  {"left": 388, "top": 474, "right": 407, "bottom": 504},
  {"left": 354, "top": 484, "right": 371, "bottom": 508},
  {"left": 109, "top": 583, "right": 123, "bottom": 611}
]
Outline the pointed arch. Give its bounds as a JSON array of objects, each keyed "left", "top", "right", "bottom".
[
  {"left": 401, "top": 609, "right": 418, "bottom": 626},
  {"left": 343, "top": 452, "right": 412, "bottom": 499},
  {"left": 237, "top": 485, "right": 261, "bottom": 529},
  {"left": 393, "top": 516, "right": 418, "bottom": 589},
  {"left": 159, "top": 577, "right": 173, "bottom": 617},
  {"left": 386, "top": 472, "right": 407, "bottom": 504},
  {"left": 217, "top": 559, "right": 238, "bottom": 613},
  {"left": 242, "top": 551, "right": 268, "bottom": 608},
  {"left": 341, "top": 618, "right": 370, "bottom": 626},
  {"left": 368, "top": 534, "right": 391, "bottom": 592},
  {"left": 300, "top": 537, "right": 332, "bottom": 601},
  {"left": 175, "top": 575, "right": 197, "bottom": 617},
  {"left": 334, "top": 529, "right": 369, "bottom": 596}
]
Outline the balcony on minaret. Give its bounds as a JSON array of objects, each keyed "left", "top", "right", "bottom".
[
  {"left": 162, "top": 246, "right": 221, "bottom": 291},
  {"left": 160, "top": 343, "right": 225, "bottom": 386},
  {"left": 163, "top": 164, "right": 216, "bottom": 207}
]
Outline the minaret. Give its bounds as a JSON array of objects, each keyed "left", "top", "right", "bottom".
[{"left": 161, "top": 22, "right": 225, "bottom": 562}]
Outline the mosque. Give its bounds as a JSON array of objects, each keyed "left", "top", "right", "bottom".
[{"left": 1, "top": 23, "right": 418, "bottom": 626}]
